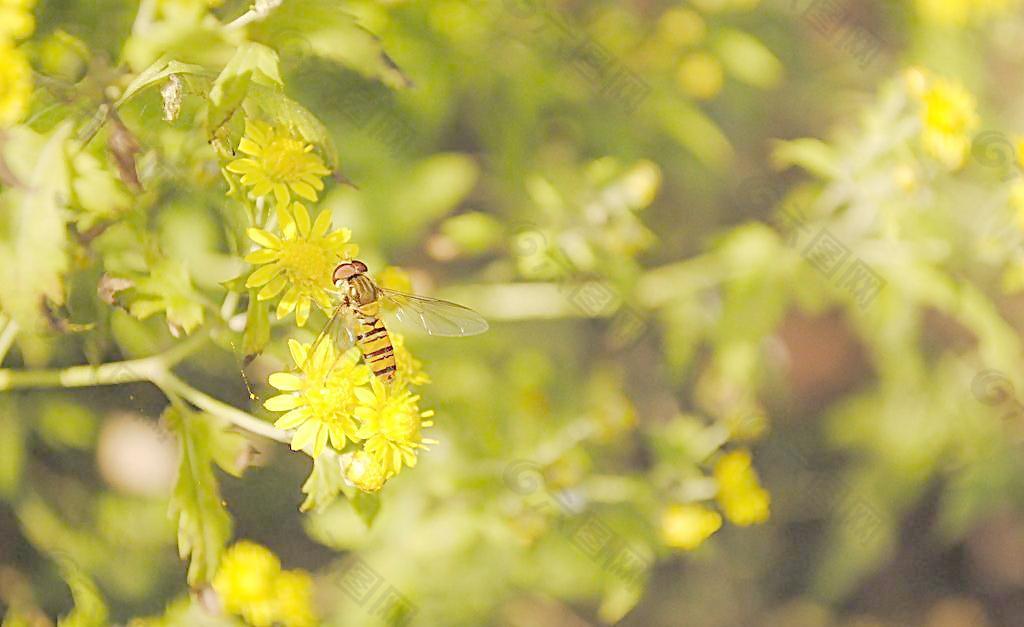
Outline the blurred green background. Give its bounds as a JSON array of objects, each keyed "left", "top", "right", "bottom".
[{"left": 3, "top": 0, "right": 1024, "bottom": 625}]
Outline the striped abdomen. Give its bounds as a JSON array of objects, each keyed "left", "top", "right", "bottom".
[{"left": 355, "top": 313, "right": 396, "bottom": 381}]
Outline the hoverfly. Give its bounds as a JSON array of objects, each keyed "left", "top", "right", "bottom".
[{"left": 304, "top": 260, "right": 488, "bottom": 381}]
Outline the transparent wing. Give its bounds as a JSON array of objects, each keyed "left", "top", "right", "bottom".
[
  {"left": 301, "top": 305, "right": 357, "bottom": 372},
  {"left": 377, "top": 288, "right": 489, "bottom": 337}
]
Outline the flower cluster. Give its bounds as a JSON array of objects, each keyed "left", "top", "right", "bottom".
[
  {"left": 265, "top": 337, "right": 434, "bottom": 492},
  {"left": 230, "top": 117, "right": 436, "bottom": 494},
  {"left": 227, "top": 119, "right": 331, "bottom": 208},
  {"left": 0, "top": 0, "right": 35, "bottom": 127},
  {"left": 906, "top": 67, "right": 979, "bottom": 170},
  {"left": 212, "top": 541, "right": 316, "bottom": 627}
]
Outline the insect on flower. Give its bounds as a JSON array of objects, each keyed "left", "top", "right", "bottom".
[{"left": 306, "top": 260, "right": 489, "bottom": 382}]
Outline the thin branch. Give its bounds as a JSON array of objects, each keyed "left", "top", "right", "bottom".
[{"left": 152, "top": 370, "right": 289, "bottom": 443}]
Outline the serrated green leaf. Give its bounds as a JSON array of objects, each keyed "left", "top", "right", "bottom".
[
  {"left": 0, "top": 123, "right": 71, "bottom": 353},
  {"left": 300, "top": 453, "right": 345, "bottom": 513},
  {"left": 209, "top": 43, "right": 283, "bottom": 133},
  {"left": 166, "top": 406, "right": 233, "bottom": 586},
  {"left": 54, "top": 553, "right": 109, "bottom": 627},
  {"left": 116, "top": 57, "right": 212, "bottom": 108},
  {"left": 250, "top": 0, "right": 411, "bottom": 89}
]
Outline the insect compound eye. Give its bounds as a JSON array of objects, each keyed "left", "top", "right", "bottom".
[
  {"left": 351, "top": 259, "right": 368, "bottom": 273},
  {"left": 333, "top": 263, "right": 358, "bottom": 284}
]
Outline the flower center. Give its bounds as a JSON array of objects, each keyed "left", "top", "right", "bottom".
[
  {"left": 278, "top": 240, "right": 333, "bottom": 287},
  {"left": 381, "top": 401, "right": 421, "bottom": 442},
  {"left": 263, "top": 137, "right": 311, "bottom": 182}
]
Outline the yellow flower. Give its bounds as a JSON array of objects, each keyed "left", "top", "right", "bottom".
[
  {"left": 714, "top": 449, "right": 771, "bottom": 526},
  {"left": 0, "top": 0, "right": 35, "bottom": 41},
  {"left": 391, "top": 333, "right": 430, "bottom": 387},
  {"left": 354, "top": 377, "right": 436, "bottom": 477},
  {"left": 213, "top": 541, "right": 318, "bottom": 627},
  {"left": 909, "top": 69, "right": 979, "bottom": 170},
  {"left": 226, "top": 119, "right": 331, "bottom": 207},
  {"left": 265, "top": 338, "right": 371, "bottom": 458},
  {"left": 0, "top": 43, "right": 32, "bottom": 127},
  {"left": 676, "top": 52, "right": 723, "bottom": 100},
  {"left": 245, "top": 202, "right": 358, "bottom": 326},
  {"left": 212, "top": 541, "right": 280, "bottom": 627},
  {"left": 660, "top": 504, "right": 722, "bottom": 550},
  {"left": 345, "top": 449, "right": 388, "bottom": 492},
  {"left": 273, "top": 569, "right": 317, "bottom": 627}
]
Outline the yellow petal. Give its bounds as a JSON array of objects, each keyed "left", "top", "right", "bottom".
[
  {"left": 269, "top": 372, "right": 303, "bottom": 391},
  {"left": 245, "top": 263, "right": 282, "bottom": 288},
  {"left": 225, "top": 158, "right": 260, "bottom": 174},
  {"left": 313, "top": 425, "right": 330, "bottom": 457},
  {"left": 244, "top": 248, "right": 280, "bottom": 264},
  {"left": 288, "top": 339, "right": 307, "bottom": 367},
  {"left": 310, "top": 209, "right": 332, "bottom": 239},
  {"left": 264, "top": 393, "right": 301, "bottom": 412},
  {"left": 247, "top": 228, "right": 282, "bottom": 249},
  {"left": 354, "top": 387, "right": 376, "bottom": 405},
  {"left": 324, "top": 229, "right": 352, "bottom": 248},
  {"left": 257, "top": 274, "right": 287, "bottom": 301},
  {"left": 291, "top": 420, "right": 320, "bottom": 453},
  {"left": 273, "top": 183, "right": 290, "bottom": 208},
  {"left": 295, "top": 296, "right": 312, "bottom": 327},
  {"left": 277, "top": 287, "right": 298, "bottom": 319},
  {"left": 274, "top": 407, "right": 311, "bottom": 430},
  {"left": 237, "top": 137, "right": 263, "bottom": 157},
  {"left": 292, "top": 202, "right": 312, "bottom": 237},
  {"left": 291, "top": 180, "right": 318, "bottom": 202}
]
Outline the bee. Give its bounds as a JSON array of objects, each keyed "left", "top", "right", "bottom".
[{"left": 305, "top": 260, "right": 488, "bottom": 381}]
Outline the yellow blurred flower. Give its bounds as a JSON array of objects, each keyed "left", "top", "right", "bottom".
[
  {"left": 657, "top": 8, "right": 706, "bottom": 48},
  {"left": 213, "top": 541, "right": 280, "bottom": 627},
  {"left": 265, "top": 338, "right": 371, "bottom": 458},
  {"left": 0, "top": 0, "right": 35, "bottom": 41},
  {"left": 226, "top": 119, "right": 331, "bottom": 207},
  {"left": 661, "top": 504, "right": 723, "bottom": 550},
  {"left": 714, "top": 449, "right": 771, "bottom": 526},
  {"left": 355, "top": 377, "right": 437, "bottom": 477},
  {"left": 908, "top": 69, "right": 979, "bottom": 170},
  {"left": 676, "top": 52, "right": 724, "bottom": 100},
  {"left": 345, "top": 449, "right": 389, "bottom": 492},
  {"left": 245, "top": 202, "right": 358, "bottom": 326},
  {"left": 916, "top": 0, "right": 1015, "bottom": 25},
  {"left": 0, "top": 43, "right": 32, "bottom": 127},
  {"left": 213, "top": 541, "right": 317, "bottom": 627},
  {"left": 273, "top": 569, "right": 317, "bottom": 627}
]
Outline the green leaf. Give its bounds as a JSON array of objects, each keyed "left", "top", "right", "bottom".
[
  {"left": 0, "top": 124, "right": 72, "bottom": 346},
  {"left": 166, "top": 406, "right": 233, "bottom": 586},
  {"left": 250, "top": 0, "right": 411, "bottom": 89},
  {"left": 115, "top": 57, "right": 212, "bottom": 108},
  {"left": 242, "top": 290, "right": 270, "bottom": 359},
  {"left": 245, "top": 83, "right": 340, "bottom": 170},
  {"left": 209, "top": 43, "right": 283, "bottom": 132},
  {"left": 127, "top": 258, "right": 205, "bottom": 336},
  {"left": 54, "top": 553, "right": 109, "bottom": 627},
  {"left": 772, "top": 138, "right": 841, "bottom": 179},
  {"left": 300, "top": 453, "right": 345, "bottom": 513}
]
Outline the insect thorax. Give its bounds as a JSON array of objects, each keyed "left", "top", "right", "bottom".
[{"left": 346, "top": 275, "right": 379, "bottom": 308}]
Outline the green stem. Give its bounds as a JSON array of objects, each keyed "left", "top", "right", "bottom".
[
  {"left": 0, "top": 330, "right": 207, "bottom": 391},
  {"left": 151, "top": 371, "right": 289, "bottom": 444}
]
